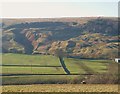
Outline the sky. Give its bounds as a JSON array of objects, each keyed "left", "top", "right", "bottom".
[
  {"left": 0, "top": 0, "right": 119, "bottom": 2},
  {"left": 0, "top": 1, "right": 119, "bottom": 18}
]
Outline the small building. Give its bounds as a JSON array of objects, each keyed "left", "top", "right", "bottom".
[{"left": 115, "top": 58, "right": 120, "bottom": 63}]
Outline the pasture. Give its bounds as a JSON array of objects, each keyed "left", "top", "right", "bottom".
[{"left": 1, "top": 53, "right": 117, "bottom": 85}]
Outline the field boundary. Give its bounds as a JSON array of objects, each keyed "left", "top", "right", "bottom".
[{"left": 1, "top": 65, "right": 62, "bottom": 67}]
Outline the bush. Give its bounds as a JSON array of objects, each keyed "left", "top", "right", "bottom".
[
  {"left": 85, "top": 62, "right": 119, "bottom": 84},
  {"left": 85, "top": 74, "right": 118, "bottom": 84}
]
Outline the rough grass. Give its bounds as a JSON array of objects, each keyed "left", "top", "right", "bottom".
[
  {"left": 2, "top": 84, "right": 118, "bottom": 92},
  {"left": 2, "top": 75, "right": 84, "bottom": 85}
]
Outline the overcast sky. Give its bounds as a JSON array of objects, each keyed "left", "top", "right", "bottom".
[{"left": 0, "top": 1, "right": 118, "bottom": 18}]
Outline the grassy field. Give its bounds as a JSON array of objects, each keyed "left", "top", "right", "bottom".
[
  {"left": 2, "top": 53, "right": 110, "bottom": 74},
  {"left": 2, "top": 53, "right": 60, "bottom": 66},
  {"left": 2, "top": 84, "right": 118, "bottom": 92},
  {"left": 2, "top": 67, "right": 64, "bottom": 74},
  {"left": 2, "top": 53, "right": 117, "bottom": 85},
  {"left": 64, "top": 58, "right": 109, "bottom": 74}
]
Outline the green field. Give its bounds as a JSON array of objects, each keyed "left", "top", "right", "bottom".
[
  {"left": 2, "top": 53, "right": 117, "bottom": 85},
  {"left": 2, "top": 53, "right": 110, "bottom": 74},
  {"left": 2, "top": 53, "right": 60, "bottom": 66},
  {"left": 64, "top": 58, "right": 109, "bottom": 74}
]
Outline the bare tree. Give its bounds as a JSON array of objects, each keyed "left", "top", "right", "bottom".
[{"left": 55, "top": 49, "right": 70, "bottom": 75}]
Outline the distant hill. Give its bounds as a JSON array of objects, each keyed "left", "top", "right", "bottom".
[{"left": 2, "top": 17, "right": 119, "bottom": 59}]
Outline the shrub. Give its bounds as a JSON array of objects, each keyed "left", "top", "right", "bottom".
[{"left": 85, "top": 62, "right": 119, "bottom": 84}]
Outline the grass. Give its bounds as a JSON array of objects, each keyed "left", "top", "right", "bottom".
[
  {"left": 2, "top": 84, "right": 118, "bottom": 92},
  {"left": 2, "top": 66, "right": 65, "bottom": 74},
  {"left": 2, "top": 53, "right": 115, "bottom": 85},
  {"left": 2, "top": 53, "right": 60, "bottom": 66},
  {"left": 2, "top": 53, "right": 109, "bottom": 75},
  {"left": 64, "top": 58, "right": 86, "bottom": 74},
  {"left": 80, "top": 60, "right": 108, "bottom": 73},
  {"left": 64, "top": 58, "right": 109, "bottom": 74},
  {"left": 2, "top": 75, "right": 84, "bottom": 85},
  {"left": 2, "top": 53, "right": 65, "bottom": 75}
]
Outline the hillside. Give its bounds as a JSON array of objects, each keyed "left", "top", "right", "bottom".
[{"left": 2, "top": 17, "right": 119, "bottom": 59}]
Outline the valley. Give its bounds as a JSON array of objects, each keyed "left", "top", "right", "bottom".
[{"left": 2, "top": 17, "right": 119, "bottom": 59}]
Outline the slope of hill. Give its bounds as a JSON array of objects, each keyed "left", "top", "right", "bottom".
[{"left": 2, "top": 17, "right": 119, "bottom": 59}]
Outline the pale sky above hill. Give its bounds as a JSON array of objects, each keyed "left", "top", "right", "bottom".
[
  {"left": 0, "top": 0, "right": 119, "bottom": 2},
  {"left": 0, "top": 1, "right": 118, "bottom": 18}
]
